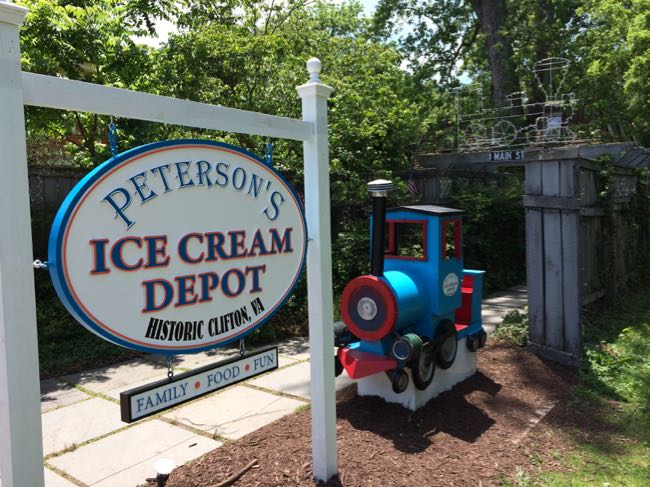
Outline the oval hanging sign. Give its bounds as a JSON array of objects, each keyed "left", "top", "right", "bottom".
[{"left": 49, "top": 140, "right": 306, "bottom": 354}]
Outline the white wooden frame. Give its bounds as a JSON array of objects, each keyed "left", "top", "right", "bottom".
[{"left": 0, "top": 2, "right": 337, "bottom": 485}]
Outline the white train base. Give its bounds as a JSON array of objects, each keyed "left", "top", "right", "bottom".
[{"left": 357, "top": 336, "right": 476, "bottom": 411}]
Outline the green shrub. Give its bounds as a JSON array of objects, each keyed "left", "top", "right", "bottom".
[
  {"left": 448, "top": 175, "right": 526, "bottom": 294},
  {"left": 492, "top": 309, "right": 529, "bottom": 347}
]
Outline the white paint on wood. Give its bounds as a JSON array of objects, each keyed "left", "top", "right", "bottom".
[
  {"left": 357, "top": 337, "right": 477, "bottom": 411},
  {"left": 0, "top": 3, "right": 45, "bottom": 486},
  {"left": 22, "top": 72, "right": 313, "bottom": 142},
  {"left": 296, "top": 58, "right": 337, "bottom": 482}
]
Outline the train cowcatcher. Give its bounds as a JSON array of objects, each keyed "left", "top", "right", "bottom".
[{"left": 334, "top": 179, "right": 487, "bottom": 403}]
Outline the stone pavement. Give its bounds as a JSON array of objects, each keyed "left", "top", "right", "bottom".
[
  {"left": 33, "top": 341, "right": 353, "bottom": 487},
  {"left": 2, "top": 286, "right": 526, "bottom": 487}
]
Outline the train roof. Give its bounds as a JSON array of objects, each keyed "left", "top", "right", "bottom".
[{"left": 388, "top": 205, "right": 465, "bottom": 216}]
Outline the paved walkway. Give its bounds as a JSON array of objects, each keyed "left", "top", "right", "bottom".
[
  {"left": 2, "top": 286, "right": 526, "bottom": 487},
  {"left": 481, "top": 284, "right": 528, "bottom": 334}
]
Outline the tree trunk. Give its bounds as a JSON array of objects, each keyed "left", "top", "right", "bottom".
[
  {"left": 468, "top": 0, "right": 520, "bottom": 107},
  {"left": 531, "top": 0, "right": 553, "bottom": 105}
]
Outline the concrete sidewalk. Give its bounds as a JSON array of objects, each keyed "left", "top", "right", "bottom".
[
  {"left": 481, "top": 284, "right": 528, "bottom": 334},
  {"left": 4, "top": 286, "right": 526, "bottom": 487}
]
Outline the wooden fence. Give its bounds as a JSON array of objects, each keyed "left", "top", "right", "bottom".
[
  {"left": 579, "top": 164, "right": 642, "bottom": 304},
  {"left": 28, "top": 166, "right": 86, "bottom": 257},
  {"left": 28, "top": 165, "right": 85, "bottom": 210},
  {"left": 417, "top": 144, "right": 648, "bottom": 365}
]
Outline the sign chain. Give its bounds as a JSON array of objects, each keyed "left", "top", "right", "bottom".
[
  {"left": 33, "top": 259, "right": 48, "bottom": 270},
  {"left": 166, "top": 355, "right": 174, "bottom": 379},
  {"left": 108, "top": 116, "right": 119, "bottom": 157},
  {"left": 239, "top": 339, "right": 246, "bottom": 356},
  {"left": 264, "top": 140, "right": 273, "bottom": 166}
]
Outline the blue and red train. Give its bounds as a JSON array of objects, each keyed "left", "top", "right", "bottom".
[{"left": 334, "top": 180, "right": 487, "bottom": 393}]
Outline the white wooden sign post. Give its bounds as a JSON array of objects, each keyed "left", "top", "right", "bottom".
[
  {"left": 297, "top": 62, "right": 337, "bottom": 481},
  {"left": 0, "top": 1, "right": 337, "bottom": 484},
  {"left": 0, "top": 3, "right": 45, "bottom": 487}
]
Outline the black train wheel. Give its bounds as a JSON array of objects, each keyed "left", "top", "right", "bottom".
[
  {"left": 411, "top": 342, "right": 435, "bottom": 390},
  {"left": 467, "top": 334, "right": 479, "bottom": 352},
  {"left": 334, "top": 354, "right": 343, "bottom": 377},
  {"left": 479, "top": 330, "right": 488, "bottom": 348},
  {"left": 436, "top": 319, "right": 458, "bottom": 369},
  {"left": 388, "top": 368, "right": 409, "bottom": 394}
]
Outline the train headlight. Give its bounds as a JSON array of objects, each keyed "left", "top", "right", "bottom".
[
  {"left": 340, "top": 275, "right": 397, "bottom": 341},
  {"left": 392, "top": 334, "right": 423, "bottom": 362},
  {"left": 357, "top": 297, "right": 378, "bottom": 320}
]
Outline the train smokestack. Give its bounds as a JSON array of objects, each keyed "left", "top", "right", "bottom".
[{"left": 368, "top": 179, "right": 393, "bottom": 276}]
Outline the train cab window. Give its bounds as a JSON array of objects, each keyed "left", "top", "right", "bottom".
[
  {"left": 385, "top": 221, "right": 426, "bottom": 260},
  {"left": 442, "top": 219, "right": 462, "bottom": 260}
]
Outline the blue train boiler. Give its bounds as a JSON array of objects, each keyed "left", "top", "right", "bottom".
[{"left": 335, "top": 179, "right": 487, "bottom": 393}]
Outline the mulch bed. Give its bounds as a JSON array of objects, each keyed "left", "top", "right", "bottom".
[{"left": 150, "top": 345, "right": 579, "bottom": 487}]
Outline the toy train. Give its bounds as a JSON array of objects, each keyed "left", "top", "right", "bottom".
[{"left": 334, "top": 179, "right": 487, "bottom": 394}]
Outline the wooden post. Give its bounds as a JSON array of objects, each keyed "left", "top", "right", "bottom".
[
  {"left": 560, "top": 161, "right": 582, "bottom": 356},
  {"left": 524, "top": 157, "right": 582, "bottom": 365},
  {"left": 541, "top": 161, "right": 564, "bottom": 350},
  {"left": 525, "top": 161, "right": 545, "bottom": 346},
  {"left": 296, "top": 58, "right": 337, "bottom": 482},
  {"left": 0, "top": 2, "right": 45, "bottom": 486}
]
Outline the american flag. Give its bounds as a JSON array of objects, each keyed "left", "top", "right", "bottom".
[{"left": 407, "top": 167, "right": 419, "bottom": 197}]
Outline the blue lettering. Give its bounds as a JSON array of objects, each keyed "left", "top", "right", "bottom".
[
  {"left": 175, "top": 275, "right": 198, "bottom": 307},
  {"left": 142, "top": 279, "right": 174, "bottom": 312},
  {"left": 102, "top": 187, "right": 134, "bottom": 228},
  {"left": 205, "top": 232, "right": 229, "bottom": 261},
  {"left": 263, "top": 191, "right": 285, "bottom": 221},
  {"left": 174, "top": 161, "right": 195, "bottom": 188},
  {"left": 232, "top": 167, "right": 247, "bottom": 191},
  {"left": 270, "top": 228, "right": 293, "bottom": 254},
  {"left": 178, "top": 233, "right": 204, "bottom": 264},
  {"left": 89, "top": 239, "right": 110, "bottom": 274},
  {"left": 222, "top": 269, "right": 246, "bottom": 297},
  {"left": 143, "top": 236, "right": 169, "bottom": 268},
  {"left": 111, "top": 237, "right": 143, "bottom": 271},
  {"left": 247, "top": 230, "right": 268, "bottom": 256},
  {"left": 245, "top": 265, "right": 266, "bottom": 293},
  {"left": 129, "top": 171, "right": 157, "bottom": 204},
  {"left": 215, "top": 162, "right": 229, "bottom": 187},
  {"left": 198, "top": 272, "right": 219, "bottom": 303},
  {"left": 155, "top": 390, "right": 167, "bottom": 405},
  {"left": 247, "top": 173, "right": 265, "bottom": 198},
  {"left": 150, "top": 164, "right": 172, "bottom": 192},
  {"left": 229, "top": 230, "right": 247, "bottom": 258},
  {"left": 196, "top": 160, "right": 213, "bottom": 187}
]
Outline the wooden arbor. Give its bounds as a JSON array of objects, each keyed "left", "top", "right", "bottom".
[{"left": 416, "top": 143, "right": 647, "bottom": 366}]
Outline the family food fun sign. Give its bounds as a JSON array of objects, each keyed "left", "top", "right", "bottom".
[
  {"left": 121, "top": 347, "right": 279, "bottom": 422},
  {"left": 48, "top": 140, "right": 306, "bottom": 354}
]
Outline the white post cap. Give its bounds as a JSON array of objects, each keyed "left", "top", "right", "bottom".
[
  {"left": 0, "top": 1, "right": 29, "bottom": 26},
  {"left": 306, "top": 57, "right": 322, "bottom": 83},
  {"left": 297, "top": 57, "right": 333, "bottom": 98}
]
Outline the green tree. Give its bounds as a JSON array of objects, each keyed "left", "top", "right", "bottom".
[
  {"left": 373, "top": 0, "right": 650, "bottom": 145},
  {"left": 572, "top": 0, "right": 650, "bottom": 143},
  {"left": 152, "top": 0, "right": 428, "bottom": 203},
  {"left": 19, "top": 0, "right": 173, "bottom": 165}
]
